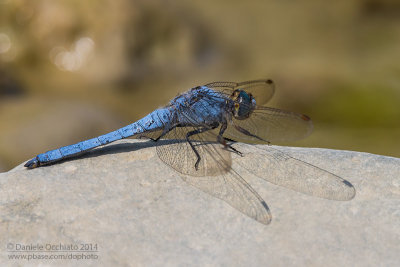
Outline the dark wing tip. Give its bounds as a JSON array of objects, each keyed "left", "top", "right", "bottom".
[
  {"left": 342, "top": 180, "right": 356, "bottom": 200},
  {"left": 343, "top": 180, "right": 353, "bottom": 187},
  {"left": 266, "top": 79, "right": 273, "bottom": 84},
  {"left": 301, "top": 114, "right": 311, "bottom": 121},
  {"left": 259, "top": 200, "right": 272, "bottom": 225}
]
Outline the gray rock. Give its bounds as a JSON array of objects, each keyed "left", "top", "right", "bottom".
[{"left": 1, "top": 139, "right": 399, "bottom": 266}]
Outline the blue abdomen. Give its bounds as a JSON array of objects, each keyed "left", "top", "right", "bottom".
[{"left": 25, "top": 108, "right": 173, "bottom": 168}]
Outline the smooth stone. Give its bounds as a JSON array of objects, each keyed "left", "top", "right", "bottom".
[{"left": 1, "top": 139, "right": 399, "bottom": 266}]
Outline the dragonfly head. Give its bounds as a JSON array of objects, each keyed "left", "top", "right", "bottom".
[{"left": 231, "top": 90, "right": 256, "bottom": 120}]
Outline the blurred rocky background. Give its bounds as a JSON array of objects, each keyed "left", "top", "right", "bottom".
[{"left": 0, "top": 0, "right": 399, "bottom": 172}]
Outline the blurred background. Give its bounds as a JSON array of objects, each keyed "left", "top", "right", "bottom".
[{"left": 0, "top": 0, "right": 399, "bottom": 172}]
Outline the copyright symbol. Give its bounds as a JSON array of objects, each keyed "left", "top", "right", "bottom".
[{"left": 7, "top": 243, "right": 13, "bottom": 250}]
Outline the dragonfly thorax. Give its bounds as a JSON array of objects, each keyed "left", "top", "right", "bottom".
[{"left": 231, "top": 90, "right": 256, "bottom": 120}]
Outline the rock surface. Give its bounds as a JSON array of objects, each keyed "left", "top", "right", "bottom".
[{"left": 1, "top": 139, "right": 399, "bottom": 266}]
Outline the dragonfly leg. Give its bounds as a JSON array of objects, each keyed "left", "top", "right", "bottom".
[
  {"left": 186, "top": 123, "right": 219, "bottom": 170},
  {"left": 234, "top": 125, "right": 270, "bottom": 144},
  {"left": 218, "top": 123, "right": 243, "bottom": 156}
]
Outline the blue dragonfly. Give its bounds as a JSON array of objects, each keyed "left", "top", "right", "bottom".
[{"left": 25, "top": 79, "right": 355, "bottom": 224}]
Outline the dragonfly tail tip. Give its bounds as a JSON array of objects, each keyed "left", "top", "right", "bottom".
[{"left": 24, "top": 158, "right": 40, "bottom": 169}]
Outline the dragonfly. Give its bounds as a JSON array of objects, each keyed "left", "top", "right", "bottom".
[{"left": 24, "top": 79, "right": 355, "bottom": 224}]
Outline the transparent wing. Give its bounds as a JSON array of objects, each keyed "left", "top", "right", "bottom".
[
  {"left": 200, "top": 80, "right": 312, "bottom": 144},
  {"left": 224, "top": 106, "right": 313, "bottom": 144},
  {"left": 136, "top": 129, "right": 163, "bottom": 140},
  {"left": 205, "top": 79, "right": 275, "bottom": 106},
  {"left": 155, "top": 93, "right": 230, "bottom": 177},
  {"left": 232, "top": 144, "right": 356, "bottom": 201},
  {"left": 156, "top": 108, "right": 272, "bottom": 224},
  {"left": 156, "top": 126, "right": 230, "bottom": 177},
  {"left": 180, "top": 167, "right": 272, "bottom": 225}
]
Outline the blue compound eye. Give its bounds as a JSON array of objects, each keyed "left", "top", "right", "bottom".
[
  {"left": 234, "top": 91, "right": 254, "bottom": 119},
  {"left": 239, "top": 91, "right": 250, "bottom": 101}
]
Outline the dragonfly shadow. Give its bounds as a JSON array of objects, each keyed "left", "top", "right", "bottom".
[
  {"left": 84, "top": 139, "right": 158, "bottom": 157},
  {"left": 41, "top": 139, "right": 181, "bottom": 167}
]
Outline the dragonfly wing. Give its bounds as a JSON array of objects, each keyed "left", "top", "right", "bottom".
[
  {"left": 181, "top": 167, "right": 272, "bottom": 225},
  {"left": 224, "top": 106, "right": 313, "bottom": 144},
  {"left": 136, "top": 129, "right": 164, "bottom": 140},
  {"left": 156, "top": 109, "right": 272, "bottom": 224},
  {"left": 156, "top": 126, "right": 230, "bottom": 177},
  {"left": 205, "top": 79, "right": 275, "bottom": 106},
  {"left": 157, "top": 127, "right": 272, "bottom": 224},
  {"left": 233, "top": 144, "right": 356, "bottom": 201}
]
